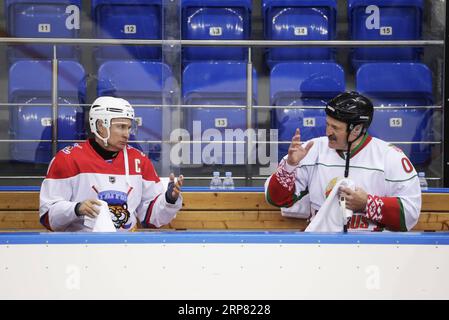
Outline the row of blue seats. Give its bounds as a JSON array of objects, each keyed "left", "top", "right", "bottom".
[
  {"left": 8, "top": 59, "right": 433, "bottom": 165},
  {"left": 5, "top": 0, "right": 424, "bottom": 67}
]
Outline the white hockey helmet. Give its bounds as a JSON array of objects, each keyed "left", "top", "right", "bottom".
[{"left": 89, "top": 96, "right": 135, "bottom": 147}]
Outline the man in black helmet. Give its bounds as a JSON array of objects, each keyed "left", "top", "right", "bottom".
[{"left": 265, "top": 92, "right": 421, "bottom": 232}]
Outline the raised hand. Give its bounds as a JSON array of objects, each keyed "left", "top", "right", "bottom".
[
  {"left": 165, "top": 173, "right": 184, "bottom": 203},
  {"left": 287, "top": 128, "right": 314, "bottom": 166}
]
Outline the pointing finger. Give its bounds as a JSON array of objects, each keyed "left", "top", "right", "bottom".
[
  {"left": 176, "top": 175, "right": 184, "bottom": 188},
  {"left": 172, "top": 186, "right": 180, "bottom": 195}
]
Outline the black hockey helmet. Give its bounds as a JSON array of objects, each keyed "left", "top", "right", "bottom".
[{"left": 325, "top": 91, "right": 374, "bottom": 130}]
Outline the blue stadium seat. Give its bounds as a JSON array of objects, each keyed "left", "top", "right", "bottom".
[
  {"left": 356, "top": 62, "right": 433, "bottom": 165},
  {"left": 92, "top": 0, "right": 162, "bottom": 62},
  {"left": 348, "top": 0, "right": 423, "bottom": 68},
  {"left": 97, "top": 60, "right": 175, "bottom": 164},
  {"left": 270, "top": 62, "right": 345, "bottom": 159},
  {"left": 5, "top": 0, "right": 81, "bottom": 60},
  {"left": 8, "top": 60, "right": 86, "bottom": 163},
  {"left": 182, "top": 0, "right": 252, "bottom": 62},
  {"left": 183, "top": 62, "right": 257, "bottom": 165},
  {"left": 262, "top": 0, "right": 337, "bottom": 67}
]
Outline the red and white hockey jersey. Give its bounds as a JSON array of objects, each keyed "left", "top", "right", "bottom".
[
  {"left": 265, "top": 135, "right": 422, "bottom": 231},
  {"left": 39, "top": 140, "right": 182, "bottom": 232}
]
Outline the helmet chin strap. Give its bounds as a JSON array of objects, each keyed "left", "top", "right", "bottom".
[
  {"left": 344, "top": 141, "right": 352, "bottom": 179},
  {"left": 93, "top": 122, "right": 110, "bottom": 147},
  {"left": 343, "top": 124, "right": 365, "bottom": 233},
  {"left": 344, "top": 124, "right": 365, "bottom": 178}
]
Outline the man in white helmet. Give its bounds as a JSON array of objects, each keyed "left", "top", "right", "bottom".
[{"left": 39, "top": 96, "right": 183, "bottom": 232}]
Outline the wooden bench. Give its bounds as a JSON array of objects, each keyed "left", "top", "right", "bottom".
[{"left": 0, "top": 192, "right": 448, "bottom": 231}]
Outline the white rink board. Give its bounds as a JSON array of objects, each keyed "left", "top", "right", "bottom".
[{"left": 0, "top": 232, "right": 448, "bottom": 299}]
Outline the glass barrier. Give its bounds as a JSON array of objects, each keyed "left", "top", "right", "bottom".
[{"left": 0, "top": 0, "right": 445, "bottom": 187}]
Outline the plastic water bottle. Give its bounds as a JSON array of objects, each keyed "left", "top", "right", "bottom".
[
  {"left": 222, "top": 171, "right": 235, "bottom": 190},
  {"left": 209, "top": 171, "right": 223, "bottom": 190},
  {"left": 418, "top": 172, "right": 428, "bottom": 191}
]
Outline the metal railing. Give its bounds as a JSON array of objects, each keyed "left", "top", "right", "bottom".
[
  {"left": 0, "top": 103, "right": 443, "bottom": 110},
  {"left": 0, "top": 37, "right": 444, "bottom": 47},
  {"left": 0, "top": 37, "right": 445, "bottom": 182}
]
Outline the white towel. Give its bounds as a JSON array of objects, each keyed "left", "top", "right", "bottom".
[
  {"left": 305, "top": 178, "right": 355, "bottom": 232},
  {"left": 83, "top": 200, "right": 117, "bottom": 232},
  {"left": 281, "top": 194, "right": 311, "bottom": 219}
]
